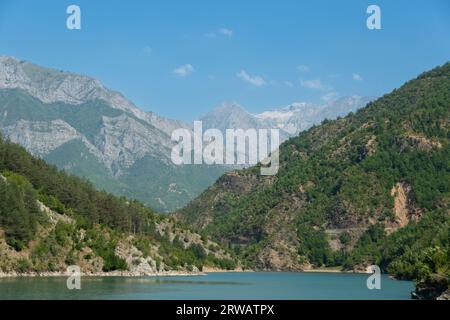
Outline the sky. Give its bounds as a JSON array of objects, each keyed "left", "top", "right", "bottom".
[{"left": 0, "top": 0, "right": 449, "bottom": 121}]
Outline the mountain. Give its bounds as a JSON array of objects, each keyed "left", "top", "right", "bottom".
[
  {"left": 0, "top": 134, "right": 236, "bottom": 274},
  {"left": 0, "top": 56, "right": 186, "bottom": 135},
  {"left": 177, "top": 63, "right": 450, "bottom": 290},
  {"left": 200, "top": 97, "right": 374, "bottom": 141},
  {"left": 0, "top": 56, "right": 372, "bottom": 213},
  {"left": 201, "top": 102, "right": 262, "bottom": 131},
  {"left": 0, "top": 56, "right": 226, "bottom": 212},
  {"left": 256, "top": 96, "right": 375, "bottom": 137}
]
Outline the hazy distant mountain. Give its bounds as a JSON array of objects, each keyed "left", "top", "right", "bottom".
[
  {"left": 200, "top": 97, "right": 375, "bottom": 141},
  {"left": 256, "top": 96, "right": 375, "bottom": 138},
  {"left": 200, "top": 102, "right": 262, "bottom": 131}
]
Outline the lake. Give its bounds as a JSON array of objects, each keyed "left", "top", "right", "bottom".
[{"left": 0, "top": 272, "right": 414, "bottom": 300}]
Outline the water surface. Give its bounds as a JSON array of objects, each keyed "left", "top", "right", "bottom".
[{"left": 0, "top": 272, "right": 414, "bottom": 300}]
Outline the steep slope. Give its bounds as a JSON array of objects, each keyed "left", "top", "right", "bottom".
[
  {"left": 0, "top": 56, "right": 226, "bottom": 212},
  {"left": 0, "top": 56, "right": 185, "bottom": 134},
  {"left": 0, "top": 135, "right": 236, "bottom": 274},
  {"left": 177, "top": 63, "right": 450, "bottom": 279}
]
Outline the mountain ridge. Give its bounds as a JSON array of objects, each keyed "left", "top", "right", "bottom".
[
  {"left": 0, "top": 55, "right": 188, "bottom": 136},
  {"left": 0, "top": 55, "right": 376, "bottom": 212},
  {"left": 176, "top": 62, "right": 450, "bottom": 284},
  {"left": 0, "top": 56, "right": 225, "bottom": 211}
]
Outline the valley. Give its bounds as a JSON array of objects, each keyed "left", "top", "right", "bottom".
[{"left": 0, "top": 56, "right": 448, "bottom": 300}]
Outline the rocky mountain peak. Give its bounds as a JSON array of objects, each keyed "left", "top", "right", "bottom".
[
  {"left": 200, "top": 102, "right": 261, "bottom": 130},
  {"left": 0, "top": 55, "right": 186, "bottom": 137}
]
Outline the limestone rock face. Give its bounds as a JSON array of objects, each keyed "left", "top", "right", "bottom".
[
  {"left": 3, "top": 119, "right": 82, "bottom": 156},
  {"left": 0, "top": 55, "right": 187, "bottom": 136},
  {"left": 0, "top": 55, "right": 184, "bottom": 169}
]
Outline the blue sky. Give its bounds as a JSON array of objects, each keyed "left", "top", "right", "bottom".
[{"left": 0, "top": 0, "right": 449, "bottom": 121}]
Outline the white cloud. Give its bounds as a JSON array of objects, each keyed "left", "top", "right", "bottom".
[
  {"left": 236, "top": 70, "right": 266, "bottom": 86},
  {"left": 300, "top": 79, "right": 327, "bottom": 90},
  {"left": 173, "top": 64, "right": 195, "bottom": 77},
  {"left": 143, "top": 46, "right": 153, "bottom": 56},
  {"left": 205, "top": 32, "right": 217, "bottom": 38},
  {"left": 297, "top": 65, "right": 310, "bottom": 73},
  {"left": 269, "top": 80, "right": 280, "bottom": 86},
  {"left": 352, "top": 73, "right": 363, "bottom": 81},
  {"left": 219, "top": 28, "right": 233, "bottom": 36},
  {"left": 321, "top": 91, "right": 339, "bottom": 102},
  {"left": 284, "top": 81, "right": 294, "bottom": 88},
  {"left": 206, "top": 28, "right": 233, "bottom": 39}
]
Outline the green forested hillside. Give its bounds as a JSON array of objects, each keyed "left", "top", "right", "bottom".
[
  {"left": 0, "top": 135, "right": 236, "bottom": 273},
  {"left": 177, "top": 63, "right": 450, "bottom": 288}
]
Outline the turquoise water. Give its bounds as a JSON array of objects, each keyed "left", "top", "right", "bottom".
[{"left": 0, "top": 272, "right": 414, "bottom": 300}]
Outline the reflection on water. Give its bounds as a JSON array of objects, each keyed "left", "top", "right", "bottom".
[{"left": 0, "top": 272, "right": 414, "bottom": 300}]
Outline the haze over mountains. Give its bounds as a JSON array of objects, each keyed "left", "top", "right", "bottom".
[
  {"left": 202, "top": 96, "right": 375, "bottom": 141},
  {"left": 0, "top": 55, "right": 372, "bottom": 212}
]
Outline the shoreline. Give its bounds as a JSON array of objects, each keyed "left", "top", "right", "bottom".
[
  {"left": 0, "top": 268, "right": 375, "bottom": 278},
  {"left": 0, "top": 270, "right": 205, "bottom": 278},
  {"left": 201, "top": 267, "right": 253, "bottom": 273},
  {"left": 302, "top": 268, "right": 370, "bottom": 274}
]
